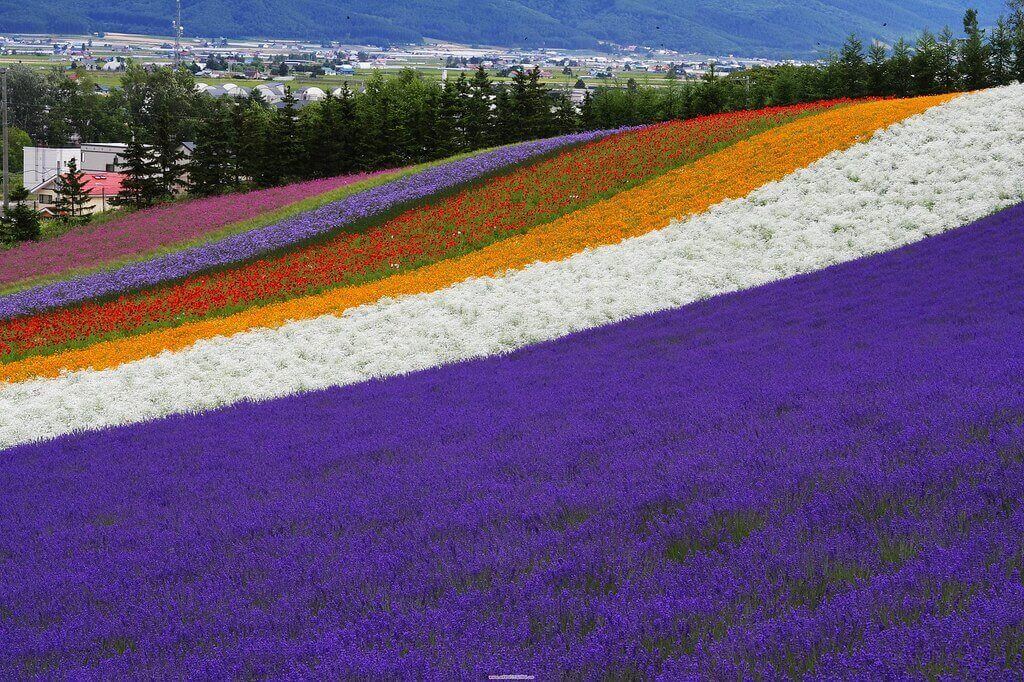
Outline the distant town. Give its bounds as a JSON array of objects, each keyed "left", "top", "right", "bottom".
[{"left": 0, "top": 31, "right": 804, "bottom": 95}]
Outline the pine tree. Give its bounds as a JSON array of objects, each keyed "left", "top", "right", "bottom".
[
  {"left": 453, "top": 73, "right": 472, "bottom": 148},
  {"left": 435, "top": 77, "right": 465, "bottom": 156},
  {"left": 126, "top": 66, "right": 195, "bottom": 198},
  {"left": 990, "top": 17, "right": 1014, "bottom": 86},
  {"left": 580, "top": 90, "right": 598, "bottom": 130},
  {"left": 112, "top": 137, "right": 161, "bottom": 209},
  {"left": 866, "top": 42, "right": 889, "bottom": 95},
  {"left": 492, "top": 88, "right": 517, "bottom": 145},
  {"left": 356, "top": 71, "right": 411, "bottom": 170},
  {"left": 551, "top": 92, "right": 580, "bottom": 134},
  {"left": 528, "top": 66, "right": 555, "bottom": 139},
  {"left": 1013, "top": 3, "right": 1024, "bottom": 83},
  {"left": 888, "top": 38, "right": 914, "bottom": 95},
  {"left": 960, "top": 9, "right": 990, "bottom": 90},
  {"left": 912, "top": 30, "right": 940, "bottom": 94},
  {"left": 265, "top": 88, "right": 300, "bottom": 185},
  {"left": 305, "top": 91, "right": 353, "bottom": 178},
  {"left": 508, "top": 67, "right": 553, "bottom": 141},
  {"left": 465, "top": 66, "right": 495, "bottom": 149},
  {"left": 188, "top": 100, "right": 237, "bottom": 195},
  {"left": 936, "top": 27, "right": 961, "bottom": 92},
  {"left": 54, "top": 157, "right": 92, "bottom": 224},
  {"left": 235, "top": 97, "right": 274, "bottom": 187},
  {"left": 6, "top": 185, "right": 41, "bottom": 243},
  {"left": 333, "top": 85, "right": 358, "bottom": 174},
  {"left": 838, "top": 34, "right": 868, "bottom": 97}
]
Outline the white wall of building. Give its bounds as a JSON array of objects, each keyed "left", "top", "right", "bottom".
[
  {"left": 80, "top": 143, "right": 129, "bottom": 174},
  {"left": 23, "top": 147, "right": 80, "bottom": 189}
]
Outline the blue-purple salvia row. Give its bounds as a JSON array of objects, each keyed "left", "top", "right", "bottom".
[
  {"left": 0, "top": 129, "right": 621, "bottom": 320},
  {"left": 2, "top": 204, "right": 1024, "bottom": 677}
]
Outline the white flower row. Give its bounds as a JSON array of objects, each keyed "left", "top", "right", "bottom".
[{"left": 3, "top": 86, "right": 1024, "bottom": 450}]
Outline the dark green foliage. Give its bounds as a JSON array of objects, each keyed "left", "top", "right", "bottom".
[
  {"left": 7, "top": 127, "right": 31, "bottom": 173},
  {"left": 961, "top": 8, "right": 991, "bottom": 89},
  {"left": 989, "top": 17, "right": 1014, "bottom": 85},
  {"left": 53, "top": 157, "right": 92, "bottom": 224},
  {"left": 888, "top": 39, "right": 914, "bottom": 96},
  {"left": 838, "top": 34, "right": 868, "bottom": 98},
  {"left": 0, "top": 185, "right": 41, "bottom": 245},
  {"left": 11, "top": 7, "right": 1022, "bottom": 209},
  {"left": 188, "top": 99, "right": 238, "bottom": 195},
  {"left": 110, "top": 136, "right": 161, "bottom": 209},
  {"left": 302, "top": 88, "right": 358, "bottom": 179}
]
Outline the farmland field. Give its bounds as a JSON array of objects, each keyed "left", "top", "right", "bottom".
[{"left": 2, "top": 85, "right": 1024, "bottom": 677}]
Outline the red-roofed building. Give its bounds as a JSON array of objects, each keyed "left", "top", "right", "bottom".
[{"left": 28, "top": 172, "right": 126, "bottom": 217}]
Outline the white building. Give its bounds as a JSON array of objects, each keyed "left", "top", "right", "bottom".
[
  {"left": 23, "top": 147, "right": 80, "bottom": 189},
  {"left": 80, "top": 143, "right": 129, "bottom": 174},
  {"left": 23, "top": 143, "right": 129, "bottom": 188}
]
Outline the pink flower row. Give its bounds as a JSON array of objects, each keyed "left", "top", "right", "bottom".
[{"left": 0, "top": 171, "right": 388, "bottom": 288}]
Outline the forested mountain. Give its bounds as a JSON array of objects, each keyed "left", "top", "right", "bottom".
[{"left": 0, "top": 0, "right": 1007, "bottom": 57}]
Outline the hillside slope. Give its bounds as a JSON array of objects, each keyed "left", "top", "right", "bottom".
[
  {"left": 0, "top": 0, "right": 1005, "bottom": 58},
  {"left": 3, "top": 88, "right": 1024, "bottom": 676}
]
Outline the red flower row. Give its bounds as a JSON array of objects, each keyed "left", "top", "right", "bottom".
[{"left": 0, "top": 99, "right": 852, "bottom": 361}]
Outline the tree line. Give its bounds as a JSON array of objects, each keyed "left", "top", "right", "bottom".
[{"left": 2, "top": 4, "right": 1023, "bottom": 241}]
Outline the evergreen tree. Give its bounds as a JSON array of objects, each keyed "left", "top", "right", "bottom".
[
  {"left": 454, "top": 73, "right": 473, "bottom": 146},
  {"left": 188, "top": 99, "right": 237, "bottom": 195},
  {"left": 912, "top": 30, "right": 941, "bottom": 94},
  {"left": 305, "top": 89, "right": 357, "bottom": 178},
  {"left": 121, "top": 66, "right": 196, "bottom": 197},
  {"left": 505, "top": 69, "right": 530, "bottom": 142},
  {"left": 580, "top": 90, "right": 597, "bottom": 130},
  {"left": 1009, "top": 1, "right": 1024, "bottom": 83},
  {"left": 266, "top": 87, "right": 301, "bottom": 185},
  {"left": 866, "top": 42, "right": 889, "bottom": 95},
  {"left": 356, "top": 71, "right": 412, "bottom": 169},
  {"left": 509, "top": 67, "right": 553, "bottom": 141},
  {"left": 435, "top": 76, "right": 465, "bottom": 156},
  {"left": 54, "top": 158, "right": 92, "bottom": 224},
  {"left": 960, "top": 8, "right": 990, "bottom": 90},
  {"left": 111, "top": 137, "right": 161, "bottom": 209},
  {"left": 333, "top": 85, "right": 358, "bottom": 173},
  {"left": 887, "top": 38, "right": 914, "bottom": 95},
  {"left": 935, "top": 27, "right": 961, "bottom": 91},
  {"left": 551, "top": 92, "right": 580, "bottom": 134},
  {"left": 0, "top": 186, "right": 41, "bottom": 244},
  {"left": 838, "top": 34, "right": 868, "bottom": 97},
  {"left": 492, "top": 87, "right": 517, "bottom": 145},
  {"left": 235, "top": 96, "right": 274, "bottom": 186},
  {"left": 990, "top": 17, "right": 1014, "bottom": 86},
  {"left": 465, "top": 66, "right": 495, "bottom": 149}
]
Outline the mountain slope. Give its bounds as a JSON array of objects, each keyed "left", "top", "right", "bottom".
[{"left": 0, "top": 0, "right": 1006, "bottom": 57}]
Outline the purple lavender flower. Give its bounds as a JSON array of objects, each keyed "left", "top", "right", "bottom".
[{"left": 2, "top": 204, "right": 1024, "bottom": 676}]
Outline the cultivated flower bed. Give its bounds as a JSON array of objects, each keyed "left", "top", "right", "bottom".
[
  {"left": 2, "top": 193, "right": 1023, "bottom": 677},
  {"left": 2, "top": 86, "right": 1019, "bottom": 447},
  {"left": 0, "top": 129, "right": 617, "bottom": 319},
  {"left": 0, "top": 170, "right": 392, "bottom": 289},
  {"left": 0, "top": 100, "right": 844, "bottom": 362}
]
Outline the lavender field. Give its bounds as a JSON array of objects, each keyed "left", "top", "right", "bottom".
[{"left": 3, "top": 200, "right": 1023, "bottom": 677}]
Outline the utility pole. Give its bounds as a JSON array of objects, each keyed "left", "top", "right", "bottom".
[
  {"left": 173, "top": 0, "right": 183, "bottom": 67},
  {"left": 2, "top": 67, "right": 8, "bottom": 215}
]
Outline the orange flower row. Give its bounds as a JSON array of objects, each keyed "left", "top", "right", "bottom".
[{"left": 0, "top": 93, "right": 957, "bottom": 384}]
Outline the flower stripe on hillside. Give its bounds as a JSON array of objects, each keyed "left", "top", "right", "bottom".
[
  {"left": 0, "top": 95, "right": 949, "bottom": 382},
  {"left": 0, "top": 129, "right": 619, "bottom": 319},
  {"left": 1, "top": 85, "right": 1020, "bottom": 448},
  {"left": 3, "top": 201, "right": 1024, "bottom": 676},
  {"left": 0, "top": 101, "right": 844, "bottom": 363},
  {"left": 0, "top": 169, "right": 394, "bottom": 289}
]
